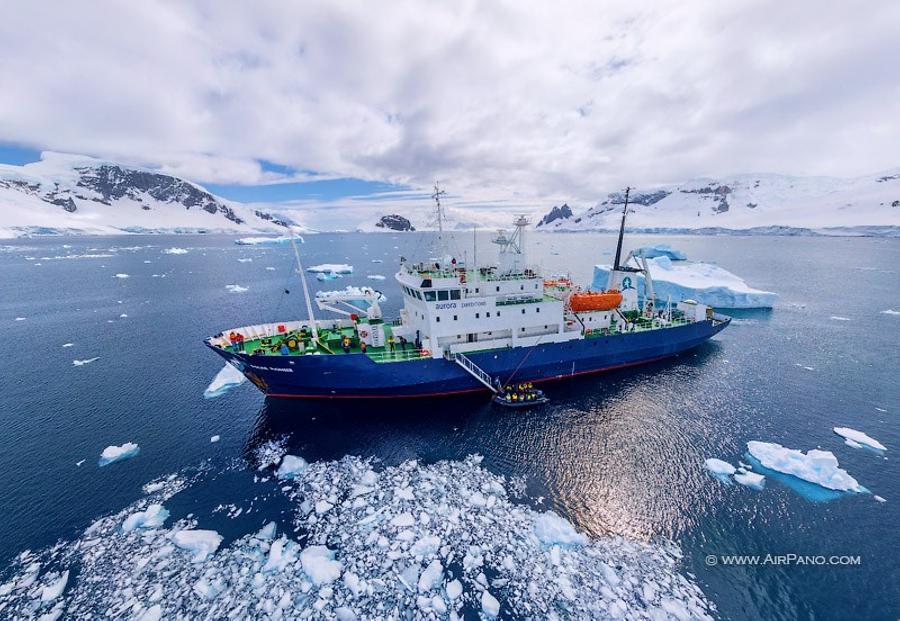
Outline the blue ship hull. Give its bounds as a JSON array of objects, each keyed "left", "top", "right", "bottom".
[{"left": 208, "top": 318, "right": 730, "bottom": 399}]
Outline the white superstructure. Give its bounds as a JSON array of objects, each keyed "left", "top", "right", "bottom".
[{"left": 393, "top": 214, "right": 581, "bottom": 358}]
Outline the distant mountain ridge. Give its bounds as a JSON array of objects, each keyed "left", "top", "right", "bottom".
[
  {"left": 0, "top": 152, "right": 294, "bottom": 238},
  {"left": 536, "top": 171, "right": 900, "bottom": 236}
]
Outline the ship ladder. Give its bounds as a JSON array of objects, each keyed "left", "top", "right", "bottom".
[{"left": 452, "top": 353, "right": 498, "bottom": 393}]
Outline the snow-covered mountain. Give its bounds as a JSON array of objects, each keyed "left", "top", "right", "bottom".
[
  {"left": 537, "top": 172, "right": 900, "bottom": 236},
  {"left": 0, "top": 152, "right": 296, "bottom": 238}
]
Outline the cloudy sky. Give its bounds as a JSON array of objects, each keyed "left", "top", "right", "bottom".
[{"left": 1, "top": 0, "right": 898, "bottom": 224}]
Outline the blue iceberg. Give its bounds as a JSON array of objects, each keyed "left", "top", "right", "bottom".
[
  {"left": 592, "top": 256, "right": 777, "bottom": 309},
  {"left": 635, "top": 244, "right": 687, "bottom": 261}
]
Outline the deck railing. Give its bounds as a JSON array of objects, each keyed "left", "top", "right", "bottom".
[{"left": 367, "top": 348, "right": 430, "bottom": 363}]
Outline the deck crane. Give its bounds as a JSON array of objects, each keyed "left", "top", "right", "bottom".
[{"left": 314, "top": 287, "right": 385, "bottom": 320}]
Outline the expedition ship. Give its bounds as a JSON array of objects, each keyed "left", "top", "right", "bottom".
[{"left": 205, "top": 187, "right": 731, "bottom": 399}]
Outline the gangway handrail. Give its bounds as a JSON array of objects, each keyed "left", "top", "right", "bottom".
[{"left": 452, "top": 352, "right": 498, "bottom": 393}]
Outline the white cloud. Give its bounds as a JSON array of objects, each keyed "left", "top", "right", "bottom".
[{"left": 1, "top": 0, "right": 898, "bottom": 208}]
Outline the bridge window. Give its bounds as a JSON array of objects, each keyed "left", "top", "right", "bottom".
[
  {"left": 416, "top": 291, "right": 422, "bottom": 300},
  {"left": 450, "top": 290, "right": 461, "bottom": 300},
  {"left": 536, "top": 307, "right": 540, "bottom": 313},
  {"left": 436, "top": 316, "right": 441, "bottom": 322},
  {"left": 496, "top": 286, "right": 500, "bottom": 292},
  {"left": 486, "top": 312, "right": 491, "bottom": 318},
  {"left": 424, "top": 291, "right": 437, "bottom": 301},
  {"left": 453, "top": 315, "right": 458, "bottom": 321},
  {"left": 438, "top": 290, "right": 449, "bottom": 301},
  {"left": 475, "top": 313, "right": 479, "bottom": 319},
  {"left": 521, "top": 308, "right": 525, "bottom": 314}
]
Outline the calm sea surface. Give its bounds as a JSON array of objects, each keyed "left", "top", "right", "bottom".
[{"left": 1, "top": 232, "right": 897, "bottom": 619}]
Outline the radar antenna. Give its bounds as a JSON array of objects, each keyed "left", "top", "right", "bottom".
[{"left": 431, "top": 182, "right": 447, "bottom": 259}]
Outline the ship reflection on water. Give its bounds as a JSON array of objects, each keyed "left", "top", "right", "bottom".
[{"left": 242, "top": 341, "right": 727, "bottom": 543}]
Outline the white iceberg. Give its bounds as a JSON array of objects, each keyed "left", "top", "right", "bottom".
[
  {"left": 73, "top": 357, "right": 99, "bottom": 366},
  {"left": 746, "top": 441, "right": 865, "bottom": 492},
  {"left": 224, "top": 284, "right": 248, "bottom": 293},
  {"left": 99, "top": 442, "right": 140, "bottom": 466},
  {"left": 592, "top": 256, "right": 777, "bottom": 308},
  {"left": 210, "top": 435, "right": 220, "bottom": 443},
  {"left": 122, "top": 504, "right": 170, "bottom": 532},
  {"left": 481, "top": 589, "right": 501, "bottom": 617},
  {"left": 203, "top": 363, "right": 246, "bottom": 398},
  {"left": 162, "top": 247, "right": 189, "bottom": 255},
  {"left": 704, "top": 458, "right": 736, "bottom": 477},
  {"left": 172, "top": 529, "right": 222, "bottom": 563},
  {"left": 367, "top": 274, "right": 386, "bottom": 281},
  {"left": 833, "top": 427, "right": 887, "bottom": 452},
  {"left": 880, "top": 309, "right": 900, "bottom": 316},
  {"left": 635, "top": 244, "right": 687, "bottom": 261},
  {"left": 114, "top": 273, "right": 130, "bottom": 279}
]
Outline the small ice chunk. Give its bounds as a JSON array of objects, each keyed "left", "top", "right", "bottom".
[
  {"left": 114, "top": 273, "right": 130, "bottom": 279},
  {"left": 122, "top": 504, "right": 169, "bottom": 531},
  {"left": 275, "top": 455, "right": 308, "bottom": 479},
  {"left": 225, "top": 284, "right": 248, "bottom": 293},
  {"left": 367, "top": 275, "right": 386, "bottom": 281},
  {"left": 533, "top": 511, "right": 586, "bottom": 546},
  {"left": 98, "top": 442, "right": 140, "bottom": 466},
  {"left": 237, "top": 257, "right": 253, "bottom": 263},
  {"left": 162, "top": 247, "right": 189, "bottom": 255},
  {"left": 704, "top": 458, "right": 736, "bottom": 476},
  {"left": 75, "top": 459, "right": 85, "bottom": 467},
  {"left": 880, "top": 309, "right": 900, "bottom": 316},
  {"left": 734, "top": 472, "right": 765, "bottom": 490},
  {"left": 210, "top": 435, "right": 220, "bottom": 443},
  {"left": 203, "top": 363, "right": 246, "bottom": 398},
  {"left": 14, "top": 317, "right": 26, "bottom": 321},
  {"left": 874, "top": 495, "right": 886, "bottom": 503},
  {"left": 172, "top": 529, "right": 222, "bottom": 562},
  {"left": 391, "top": 512, "right": 415, "bottom": 527},
  {"left": 747, "top": 441, "right": 864, "bottom": 492},
  {"left": 481, "top": 589, "right": 500, "bottom": 617},
  {"left": 446, "top": 579, "right": 463, "bottom": 600},
  {"left": 41, "top": 570, "right": 68, "bottom": 601},
  {"left": 829, "top": 316, "right": 851, "bottom": 321},
  {"left": 300, "top": 545, "right": 342, "bottom": 584},
  {"left": 833, "top": 427, "right": 887, "bottom": 452},
  {"left": 137, "top": 605, "right": 162, "bottom": 621},
  {"left": 73, "top": 357, "right": 100, "bottom": 366},
  {"left": 62, "top": 343, "right": 74, "bottom": 348},
  {"left": 418, "top": 559, "right": 443, "bottom": 592}
]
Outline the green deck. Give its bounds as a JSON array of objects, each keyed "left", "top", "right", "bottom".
[{"left": 230, "top": 323, "right": 428, "bottom": 363}]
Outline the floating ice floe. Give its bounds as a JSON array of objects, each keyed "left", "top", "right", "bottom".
[
  {"left": 237, "top": 258, "right": 253, "bottom": 263},
  {"left": 367, "top": 274, "right": 386, "bottom": 281},
  {"left": 172, "top": 529, "right": 223, "bottom": 563},
  {"left": 122, "top": 504, "right": 170, "bottom": 532},
  {"left": 635, "top": 244, "right": 687, "bottom": 261},
  {"left": 162, "top": 248, "right": 189, "bottom": 255},
  {"left": 874, "top": 495, "right": 886, "bottom": 503},
  {"left": 746, "top": 441, "right": 865, "bottom": 493},
  {"left": 592, "top": 256, "right": 777, "bottom": 308},
  {"left": 114, "top": 273, "right": 130, "bottom": 279},
  {"left": 265, "top": 266, "right": 276, "bottom": 271},
  {"left": 704, "top": 458, "right": 736, "bottom": 477},
  {"left": 203, "top": 363, "right": 247, "bottom": 398},
  {"left": 734, "top": 471, "right": 766, "bottom": 490},
  {"left": 371, "top": 259, "right": 383, "bottom": 263},
  {"left": 14, "top": 317, "right": 26, "bottom": 321},
  {"left": 40, "top": 570, "right": 68, "bottom": 602},
  {"left": 224, "top": 284, "right": 248, "bottom": 293},
  {"left": 833, "top": 427, "right": 887, "bottom": 452},
  {"left": 307, "top": 264, "right": 353, "bottom": 282},
  {"left": 235, "top": 236, "right": 293, "bottom": 246},
  {"left": 72, "top": 357, "right": 100, "bottom": 366},
  {"left": 210, "top": 435, "right": 220, "bottom": 443},
  {"left": 98, "top": 442, "right": 140, "bottom": 466},
  {"left": 880, "top": 309, "right": 900, "bottom": 316},
  {"left": 275, "top": 455, "right": 308, "bottom": 480},
  {"left": 829, "top": 316, "right": 851, "bottom": 321},
  {"left": 0, "top": 455, "right": 715, "bottom": 620}
]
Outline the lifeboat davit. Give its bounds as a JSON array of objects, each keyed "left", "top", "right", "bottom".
[{"left": 569, "top": 290, "right": 623, "bottom": 312}]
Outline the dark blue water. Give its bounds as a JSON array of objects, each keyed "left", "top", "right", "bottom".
[{"left": 1, "top": 233, "right": 897, "bottom": 619}]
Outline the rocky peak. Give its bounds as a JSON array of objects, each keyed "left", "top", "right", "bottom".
[
  {"left": 375, "top": 214, "right": 415, "bottom": 231},
  {"left": 536, "top": 204, "right": 573, "bottom": 227}
]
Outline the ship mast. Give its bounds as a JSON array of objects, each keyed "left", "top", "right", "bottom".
[
  {"left": 613, "top": 186, "right": 630, "bottom": 271},
  {"left": 289, "top": 230, "right": 319, "bottom": 341},
  {"left": 432, "top": 182, "right": 447, "bottom": 260}
]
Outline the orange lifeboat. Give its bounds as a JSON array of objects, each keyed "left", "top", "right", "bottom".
[{"left": 569, "top": 290, "right": 623, "bottom": 312}]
